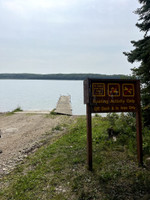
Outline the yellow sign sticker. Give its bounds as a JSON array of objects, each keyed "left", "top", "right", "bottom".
[
  {"left": 122, "top": 84, "right": 135, "bottom": 97},
  {"left": 92, "top": 83, "right": 105, "bottom": 97},
  {"left": 108, "top": 83, "right": 120, "bottom": 97}
]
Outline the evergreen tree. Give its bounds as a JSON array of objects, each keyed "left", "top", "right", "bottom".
[{"left": 124, "top": 0, "right": 150, "bottom": 126}]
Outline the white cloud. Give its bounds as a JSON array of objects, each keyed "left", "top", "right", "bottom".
[
  {"left": 0, "top": 0, "right": 141, "bottom": 74},
  {"left": 1, "top": 0, "right": 83, "bottom": 22},
  {"left": 2, "top": 0, "right": 79, "bottom": 13}
]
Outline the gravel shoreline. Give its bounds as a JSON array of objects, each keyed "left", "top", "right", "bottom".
[{"left": 0, "top": 113, "right": 76, "bottom": 177}]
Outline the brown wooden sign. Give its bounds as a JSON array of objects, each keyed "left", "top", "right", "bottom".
[
  {"left": 84, "top": 79, "right": 143, "bottom": 171},
  {"left": 84, "top": 79, "right": 140, "bottom": 113}
]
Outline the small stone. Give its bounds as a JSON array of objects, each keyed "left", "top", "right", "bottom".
[
  {"left": 0, "top": 150, "right": 2, "bottom": 154},
  {"left": 113, "top": 136, "right": 117, "bottom": 142},
  {"left": 87, "top": 179, "right": 91, "bottom": 183}
]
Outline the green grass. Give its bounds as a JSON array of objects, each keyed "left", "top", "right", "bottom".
[
  {"left": 5, "top": 107, "right": 23, "bottom": 116},
  {"left": 50, "top": 109, "right": 57, "bottom": 115},
  {"left": 0, "top": 115, "right": 150, "bottom": 200},
  {"left": 12, "top": 106, "right": 23, "bottom": 112},
  {"left": 6, "top": 106, "right": 23, "bottom": 115},
  {"left": 52, "top": 125, "right": 63, "bottom": 131}
]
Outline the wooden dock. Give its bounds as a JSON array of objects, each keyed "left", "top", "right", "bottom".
[{"left": 55, "top": 95, "right": 72, "bottom": 116}]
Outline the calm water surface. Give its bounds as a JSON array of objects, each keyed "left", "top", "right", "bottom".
[{"left": 0, "top": 80, "right": 86, "bottom": 115}]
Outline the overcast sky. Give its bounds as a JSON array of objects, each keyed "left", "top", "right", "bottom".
[{"left": 0, "top": 0, "right": 143, "bottom": 75}]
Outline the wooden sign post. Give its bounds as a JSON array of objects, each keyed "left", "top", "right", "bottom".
[{"left": 84, "top": 79, "right": 143, "bottom": 171}]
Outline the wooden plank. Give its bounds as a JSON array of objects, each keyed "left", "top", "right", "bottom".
[
  {"left": 55, "top": 95, "right": 72, "bottom": 116},
  {"left": 86, "top": 104, "right": 92, "bottom": 171},
  {"left": 136, "top": 80, "right": 143, "bottom": 166}
]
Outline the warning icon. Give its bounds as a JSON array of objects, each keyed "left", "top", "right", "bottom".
[
  {"left": 108, "top": 83, "right": 120, "bottom": 97},
  {"left": 122, "top": 84, "right": 135, "bottom": 97}
]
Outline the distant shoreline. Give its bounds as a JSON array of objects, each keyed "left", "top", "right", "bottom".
[{"left": 0, "top": 73, "right": 131, "bottom": 80}]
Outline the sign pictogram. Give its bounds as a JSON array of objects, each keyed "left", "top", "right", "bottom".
[
  {"left": 92, "top": 83, "right": 105, "bottom": 96},
  {"left": 108, "top": 83, "right": 120, "bottom": 97},
  {"left": 122, "top": 84, "right": 134, "bottom": 97}
]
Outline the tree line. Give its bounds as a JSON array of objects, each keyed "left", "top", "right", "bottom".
[
  {"left": 0, "top": 73, "right": 129, "bottom": 80},
  {"left": 124, "top": 0, "right": 150, "bottom": 126}
]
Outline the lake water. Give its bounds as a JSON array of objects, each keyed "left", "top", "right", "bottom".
[{"left": 0, "top": 80, "right": 86, "bottom": 115}]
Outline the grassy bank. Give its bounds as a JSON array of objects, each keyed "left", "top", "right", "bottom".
[{"left": 0, "top": 114, "right": 150, "bottom": 200}]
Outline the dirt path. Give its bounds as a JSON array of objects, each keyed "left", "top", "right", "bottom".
[{"left": 0, "top": 113, "right": 76, "bottom": 177}]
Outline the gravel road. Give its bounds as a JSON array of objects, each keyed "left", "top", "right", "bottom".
[{"left": 0, "top": 113, "right": 76, "bottom": 177}]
